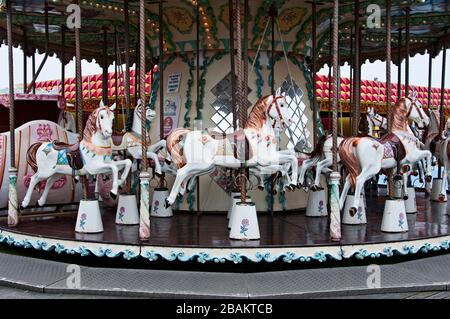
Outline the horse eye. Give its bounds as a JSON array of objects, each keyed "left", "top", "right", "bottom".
[{"left": 100, "top": 115, "right": 104, "bottom": 119}]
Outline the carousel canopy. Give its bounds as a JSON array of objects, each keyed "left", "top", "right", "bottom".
[
  {"left": 0, "top": 0, "right": 449, "bottom": 68},
  {"left": 34, "top": 71, "right": 450, "bottom": 110}
]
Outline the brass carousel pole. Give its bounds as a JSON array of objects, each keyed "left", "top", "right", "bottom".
[
  {"left": 6, "top": 0, "right": 18, "bottom": 226},
  {"left": 352, "top": 0, "right": 361, "bottom": 136},
  {"left": 139, "top": 0, "right": 150, "bottom": 241},
  {"left": 123, "top": 0, "right": 131, "bottom": 117},
  {"left": 329, "top": 0, "right": 341, "bottom": 241}
]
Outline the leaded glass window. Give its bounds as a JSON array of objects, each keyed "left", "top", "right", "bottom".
[
  {"left": 280, "top": 78, "right": 311, "bottom": 151},
  {"left": 210, "top": 73, "right": 251, "bottom": 133}
]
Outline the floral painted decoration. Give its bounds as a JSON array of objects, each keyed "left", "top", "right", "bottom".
[
  {"left": 278, "top": 7, "right": 307, "bottom": 33},
  {"left": 357, "top": 206, "right": 363, "bottom": 221},
  {"left": 240, "top": 219, "right": 249, "bottom": 237},
  {"left": 153, "top": 200, "right": 160, "bottom": 214},
  {"left": 79, "top": 213, "right": 87, "bottom": 230},
  {"left": 398, "top": 212, "right": 405, "bottom": 228},
  {"left": 164, "top": 6, "right": 194, "bottom": 34},
  {"left": 118, "top": 207, "right": 125, "bottom": 222},
  {"left": 318, "top": 200, "right": 324, "bottom": 214}
]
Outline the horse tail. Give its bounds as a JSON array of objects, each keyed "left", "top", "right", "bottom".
[
  {"left": 300, "top": 134, "right": 327, "bottom": 159},
  {"left": 167, "top": 128, "right": 190, "bottom": 169},
  {"left": 27, "top": 142, "right": 43, "bottom": 173},
  {"left": 339, "top": 137, "right": 360, "bottom": 189}
]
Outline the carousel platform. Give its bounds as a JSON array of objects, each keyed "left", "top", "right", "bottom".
[{"left": 0, "top": 188, "right": 449, "bottom": 264}]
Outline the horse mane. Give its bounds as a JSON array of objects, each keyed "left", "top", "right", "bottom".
[
  {"left": 392, "top": 98, "right": 409, "bottom": 132},
  {"left": 83, "top": 107, "right": 111, "bottom": 142},
  {"left": 246, "top": 95, "right": 270, "bottom": 130}
]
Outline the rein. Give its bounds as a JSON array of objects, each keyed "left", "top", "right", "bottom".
[{"left": 268, "top": 95, "right": 287, "bottom": 128}]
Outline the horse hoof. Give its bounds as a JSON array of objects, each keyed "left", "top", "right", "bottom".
[
  {"left": 439, "top": 194, "right": 446, "bottom": 202},
  {"left": 349, "top": 207, "right": 357, "bottom": 217},
  {"left": 403, "top": 195, "right": 409, "bottom": 201},
  {"left": 74, "top": 179, "right": 79, "bottom": 184},
  {"left": 164, "top": 199, "right": 171, "bottom": 209},
  {"left": 165, "top": 159, "right": 172, "bottom": 165},
  {"left": 110, "top": 192, "right": 117, "bottom": 200},
  {"left": 272, "top": 190, "right": 278, "bottom": 195},
  {"left": 155, "top": 172, "right": 162, "bottom": 177},
  {"left": 310, "top": 185, "right": 317, "bottom": 192},
  {"left": 425, "top": 175, "right": 432, "bottom": 183},
  {"left": 297, "top": 182, "right": 303, "bottom": 188},
  {"left": 19, "top": 204, "right": 25, "bottom": 211},
  {"left": 258, "top": 186, "right": 264, "bottom": 191}
]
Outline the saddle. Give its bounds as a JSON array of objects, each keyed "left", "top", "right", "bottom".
[
  {"left": 51, "top": 139, "right": 84, "bottom": 172},
  {"left": 378, "top": 133, "right": 406, "bottom": 174},
  {"left": 208, "top": 129, "right": 253, "bottom": 162}
]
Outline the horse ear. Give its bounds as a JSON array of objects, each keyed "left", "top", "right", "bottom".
[
  {"left": 276, "top": 87, "right": 281, "bottom": 96},
  {"left": 99, "top": 100, "right": 104, "bottom": 108},
  {"left": 137, "top": 99, "right": 142, "bottom": 107},
  {"left": 109, "top": 103, "right": 116, "bottom": 111}
]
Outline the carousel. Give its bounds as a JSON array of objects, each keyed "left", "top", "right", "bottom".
[{"left": 0, "top": 0, "right": 449, "bottom": 264}]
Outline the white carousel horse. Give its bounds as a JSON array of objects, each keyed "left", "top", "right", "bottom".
[
  {"left": 21, "top": 101, "right": 132, "bottom": 208},
  {"left": 367, "top": 106, "right": 388, "bottom": 137},
  {"left": 58, "top": 108, "right": 76, "bottom": 133},
  {"left": 163, "top": 90, "right": 297, "bottom": 207},
  {"left": 298, "top": 107, "right": 389, "bottom": 192},
  {"left": 412, "top": 100, "right": 450, "bottom": 200},
  {"left": 338, "top": 97, "right": 432, "bottom": 215}
]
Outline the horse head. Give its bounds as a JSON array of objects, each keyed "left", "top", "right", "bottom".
[
  {"left": 406, "top": 94, "right": 429, "bottom": 130},
  {"left": 84, "top": 100, "right": 115, "bottom": 141},
  {"left": 267, "top": 87, "right": 291, "bottom": 130}
]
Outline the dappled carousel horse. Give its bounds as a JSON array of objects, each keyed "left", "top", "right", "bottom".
[
  {"left": 339, "top": 97, "right": 432, "bottom": 215},
  {"left": 164, "top": 89, "right": 297, "bottom": 208},
  {"left": 413, "top": 101, "right": 450, "bottom": 201},
  {"left": 21, "top": 101, "right": 132, "bottom": 208},
  {"left": 297, "top": 107, "right": 389, "bottom": 192}
]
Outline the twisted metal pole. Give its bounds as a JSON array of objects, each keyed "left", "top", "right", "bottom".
[
  {"left": 386, "top": 0, "right": 395, "bottom": 198},
  {"left": 6, "top": 0, "right": 18, "bottom": 226},
  {"left": 329, "top": 0, "right": 341, "bottom": 241},
  {"left": 73, "top": 0, "right": 87, "bottom": 199},
  {"left": 159, "top": 1, "right": 165, "bottom": 189},
  {"left": 139, "top": 0, "right": 150, "bottom": 241},
  {"left": 352, "top": 0, "right": 361, "bottom": 136},
  {"left": 234, "top": 0, "right": 246, "bottom": 204},
  {"left": 311, "top": 0, "right": 318, "bottom": 145},
  {"left": 440, "top": 42, "right": 447, "bottom": 135},
  {"left": 404, "top": 6, "right": 410, "bottom": 97},
  {"left": 124, "top": 0, "right": 131, "bottom": 118}
]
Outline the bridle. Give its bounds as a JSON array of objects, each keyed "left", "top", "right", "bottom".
[
  {"left": 367, "top": 111, "right": 387, "bottom": 128},
  {"left": 268, "top": 95, "right": 288, "bottom": 129},
  {"left": 406, "top": 97, "right": 427, "bottom": 129},
  {"left": 96, "top": 106, "right": 113, "bottom": 137}
]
